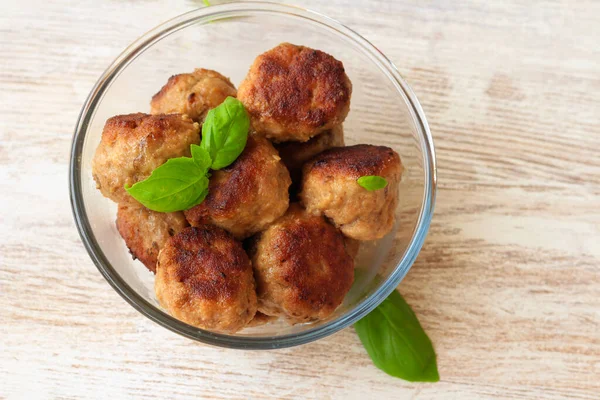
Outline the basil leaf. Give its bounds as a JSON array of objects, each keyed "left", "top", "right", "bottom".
[
  {"left": 201, "top": 97, "right": 250, "bottom": 170},
  {"left": 125, "top": 157, "right": 209, "bottom": 213},
  {"left": 357, "top": 175, "right": 388, "bottom": 191},
  {"left": 191, "top": 144, "right": 212, "bottom": 171},
  {"left": 124, "top": 98, "right": 250, "bottom": 212},
  {"left": 202, "top": 0, "right": 211, "bottom": 5},
  {"left": 355, "top": 290, "right": 439, "bottom": 382}
]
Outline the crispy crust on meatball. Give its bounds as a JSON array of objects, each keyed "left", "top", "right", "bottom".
[
  {"left": 249, "top": 204, "right": 354, "bottom": 324},
  {"left": 92, "top": 113, "right": 200, "bottom": 205},
  {"left": 150, "top": 69, "right": 237, "bottom": 122},
  {"left": 300, "top": 145, "right": 403, "bottom": 241},
  {"left": 184, "top": 134, "right": 291, "bottom": 239},
  {"left": 238, "top": 43, "right": 352, "bottom": 142},
  {"left": 276, "top": 124, "right": 345, "bottom": 187},
  {"left": 155, "top": 226, "right": 257, "bottom": 333},
  {"left": 116, "top": 205, "right": 189, "bottom": 272}
]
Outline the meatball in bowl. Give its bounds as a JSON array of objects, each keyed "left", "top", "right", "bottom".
[
  {"left": 184, "top": 134, "right": 291, "bottom": 239},
  {"left": 155, "top": 226, "right": 258, "bottom": 333},
  {"left": 238, "top": 42, "right": 352, "bottom": 143},
  {"left": 301, "top": 145, "right": 403, "bottom": 241},
  {"left": 70, "top": 3, "right": 436, "bottom": 349},
  {"left": 151, "top": 68, "right": 236, "bottom": 123},
  {"left": 249, "top": 204, "right": 355, "bottom": 324},
  {"left": 92, "top": 113, "right": 200, "bottom": 206}
]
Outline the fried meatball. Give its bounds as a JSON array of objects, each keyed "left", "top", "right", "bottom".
[
  {"left": 300, "top": 145, "right": 403, "bottom": 241},
  {"left": 238, "top": 43, "right": 352, "bottom": 142},
  {"left": 249, "top": 204, "right": 354, "bottom": 324},
  {"left": 276, "top": 124, "right": 345, "bottom": 186},
  {"left": 116, "top": 205, "right": 189, "bottom": 272},
  {"left": 184, "top": 134, "right": 291, "bottom": 239},
  {"left": 150, "top": 69, "right": 236, "bottom": 122},
  {"left": 92, "top": 113, "right": 200, "bottom": 205},
  {"left": 155, "top": 226, "right": 257, "bottom": 333}
]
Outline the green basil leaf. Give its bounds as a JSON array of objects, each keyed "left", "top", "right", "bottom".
[
  {"left": 355, "top": 290, "right": 439, "bottom": 382},
  {"left": 202, "top": 0, "right": 211, "bottom": 5},
  {"left": 191, "top": 144, "right": 212, "bottom": 171},
  {"left": 201, "top": 97, "right": 250, "bottom": 170},
  {"left": 357, "top": 175, "right": 388, "bottom": 191},
  {"left": 125, "top": 157, "right": 209, "bottom": 213}
]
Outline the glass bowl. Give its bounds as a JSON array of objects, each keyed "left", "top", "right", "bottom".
[{"left": 69, "top": 1, "right": 436, "bottom": 349}]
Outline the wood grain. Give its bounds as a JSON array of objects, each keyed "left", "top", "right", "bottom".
[{"left": 1, "top": 0, "right": 599, "bottom": 399}]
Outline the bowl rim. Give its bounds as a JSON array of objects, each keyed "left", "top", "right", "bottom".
[{"left": 69, "top": 1, "right": 437, "bottom": 349}]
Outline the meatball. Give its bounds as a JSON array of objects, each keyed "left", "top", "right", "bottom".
[
  {"left": 300, "top": 145, "right": 402, "bottom": 241},
  {"left": 238, "top": 43, "right": 352, "bottom": 142},
  {"left": 184, "top": 134, "right": 291, "bottom": 239},
  {"left": 116, "top": 205, "right": 189, "bottom": 273},
  {"left": 150, "top": 69, "right": 237, "bottom": 122},
  {"left": 92, "top": 113, "right": 200, "bottom": 205},
  {"left": 249, "top": 204, "right": 354, "bottom": 324},
  {"left": 155, "top": 226, "right": 257, "bottom": 333},
  {"left": 276, "top": 124, "right": 345, "bottom": 187}
]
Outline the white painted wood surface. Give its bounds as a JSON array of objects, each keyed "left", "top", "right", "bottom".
[{"left": 1, "top": 1, "right": 599, "bottom": 398}]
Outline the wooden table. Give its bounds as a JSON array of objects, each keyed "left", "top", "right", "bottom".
[{"left": 2, "top": 1, "right": 599, "bottom": 398}]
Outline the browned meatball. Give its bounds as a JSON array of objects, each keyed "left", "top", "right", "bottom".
[
  {"left": 92, "top": 113, "right": 200, "bottom": 205},
  {"left": 238, "top": 43, "right": 352, "bottom": 142},
  {"left": 116, "top": 205, "right": 189, "bottom": 272},
  {"left": 150, "top": 69, "right": 236, "bottom": 122},
  {"left": 155, "top": 226, "right": 257, "bottom": 333},
  {"left": 249, "top": 204, "right": 354, "bottom": 324},
  {"left": 300, "top": 145, "right": 403, "bottom": 241},
  {"left": 276, "top": 124, "right": 345, "bottom": 186},
  {"left": 184, "top": 135, "right": 291, "bottom": 239}
]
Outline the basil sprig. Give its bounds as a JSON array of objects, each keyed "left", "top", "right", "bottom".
[
  {"left": 125, "top": 145, "right": 211, "bottom": 213},
  {"left": 125, "top": 97, "right": 249, "bottom": 212},
  {"left": 201, "top": 96, "right": 250, "bottom": 170},
  {"left": 357, "top": 175, "right": 388, "bottom": 191},
  {"left": 355, "top": 290, "right": 439, "bottom": 382}
]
